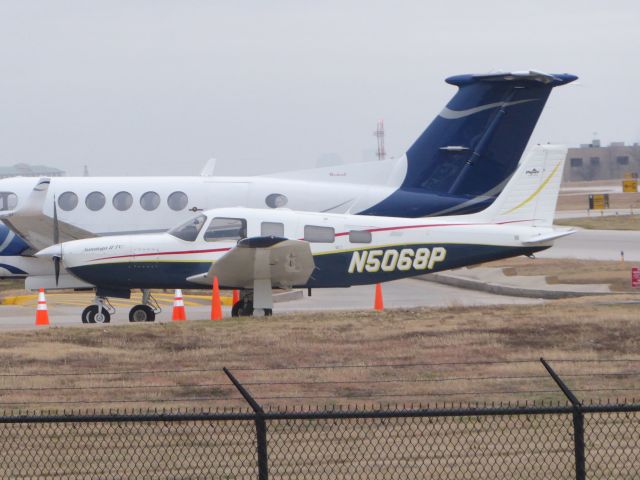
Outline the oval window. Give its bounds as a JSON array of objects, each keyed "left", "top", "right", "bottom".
[
  {"left": 265, "top": 193, "right": 288, "bottom": 208},
  {"left": 58, "top": 192, "right": 78, "bottom": 211},
  {"left": 113, "top": 191, "right": 133, "bottom": 211},
  {"left": 85, "top": 191, "right": 106, "bottom": 211},
  {"left": 167, "top": 191, "right": 188, "bottom": 211},
  {"left": 140, "top": 191, "right": 160, "bottom": 211}
]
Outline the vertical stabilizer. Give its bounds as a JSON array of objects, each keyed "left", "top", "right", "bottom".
[{"left": 470, "top": 145, "right": 567, "bottom": 227}]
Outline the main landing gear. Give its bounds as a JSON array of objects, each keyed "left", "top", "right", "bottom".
[
  {"left": 231, "top": 290, "right": 273, "bottom": 317},
  {"left": 80, "top": 289, "right": 161, "bottom": 324},
  {"left": 128, "top": 290, "right": 161, "bottom": 323}
]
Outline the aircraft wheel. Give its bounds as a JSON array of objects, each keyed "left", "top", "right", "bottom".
[
  {"left": 264, "top": 308, "right": 273, "bottom": 317},
  {"left": 84, "top": 305, "right": 111, "bottom": 324},
  {"left": 81, "top": 306, "right": 91, "bottom": 324},
  {"left": 232, "top": 300, "right": 254, "bottom": 317},
  {"left": 129, "top": 305, "right": 155, "bottom": 323}
]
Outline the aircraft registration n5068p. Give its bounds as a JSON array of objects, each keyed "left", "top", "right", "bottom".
[
  {"left": 0, "top": 70, "right": 576, "bottom": 287},
  {"left": 38, "top": 145, "right": 572, "bottom": 323}
]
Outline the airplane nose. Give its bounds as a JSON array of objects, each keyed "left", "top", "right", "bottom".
[{"left": 35, "top": 244, "right": 62, "bottom": 259}]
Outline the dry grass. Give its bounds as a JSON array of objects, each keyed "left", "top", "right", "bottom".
[
  {"left": 0, "top": 304, "right": 638, "bottom": 478},
  {"left": 475, "top": 257, "right": 638, "bottom": 292},
  {"left": 555, "top": 214, "right": 640, "bottom": 230},
  {"left": 557, "top": 190, "right": 640, "bottom": 211},
  {"left": 0, "top": 301, "right": 638, "bottom": 411}
]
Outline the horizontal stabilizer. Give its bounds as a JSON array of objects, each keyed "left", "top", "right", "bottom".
[
  {"left": 186, "top": 236, "right": 315, "bottom": 289},
  {"left": 522, "top": 229, "right": 575, "bottom": 244}
]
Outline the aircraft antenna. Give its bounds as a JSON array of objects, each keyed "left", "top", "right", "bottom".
[{"left": 373, "top": 119, "right": 386, "bottom": 161}]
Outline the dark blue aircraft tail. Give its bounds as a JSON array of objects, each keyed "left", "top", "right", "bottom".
[
  {"left": 405, "top": 71, "right": 576, "bottom": 195},
  {"left": 362, "top": 71, "right": 577, "bottom": 217}
]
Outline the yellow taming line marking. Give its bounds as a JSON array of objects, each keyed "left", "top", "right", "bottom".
[{"left": 502, "top": 160, "right": 561, "bottom": 215}]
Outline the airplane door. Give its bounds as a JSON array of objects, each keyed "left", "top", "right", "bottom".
[{"left": 204, "top": 182, "right": 250, "bottom": 209}]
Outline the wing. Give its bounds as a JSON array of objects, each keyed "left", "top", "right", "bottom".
[
  {"left": 187, "top": 236, "right": 315, "bottom": 289},
  {"left": 0, "top": 178, "right": 95, "bottom": 252}
]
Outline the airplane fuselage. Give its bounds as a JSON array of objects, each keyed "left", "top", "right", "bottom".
[{"left": 51, "top": 207, "right": 550, "bottom": 293}]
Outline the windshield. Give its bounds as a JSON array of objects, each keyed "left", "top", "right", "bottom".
[{"left": 168, "top": 214, "right": 207, "bottom": 242}]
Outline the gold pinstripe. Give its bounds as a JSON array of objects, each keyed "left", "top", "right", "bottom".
[{"left": 501, "top": 160, "right": 561, "bottom": 215}]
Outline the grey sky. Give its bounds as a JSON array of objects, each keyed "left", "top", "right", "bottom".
[{"left": 0, "top": 0, "right": 638, "bottom": 176}]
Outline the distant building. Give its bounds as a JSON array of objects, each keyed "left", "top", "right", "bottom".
[
  {"left": 0, "top": 163, "right": 65, "bottom": 179},
  {"left": 563, "top": 140, "right": 640, "bottom": 182}
]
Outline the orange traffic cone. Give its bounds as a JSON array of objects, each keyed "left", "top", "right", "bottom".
[
  {"left": 35, "top": 288, "right": 50, "bottom": 326},
  {"left": 232, "top": 289, "right": 240, "bottom": 305},
  {"left": 172, "top": 289, "right": 187, "bottom": 321},
  {"left": 211, "top": 276, "right": 223, "bottom": 321},
  {"left": 374, "top": 283, "right": 384, "bottom": 311}
]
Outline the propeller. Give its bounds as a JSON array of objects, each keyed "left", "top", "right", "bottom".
[{"left": 52, "top": 197, "right": 61, "bottom": 286}]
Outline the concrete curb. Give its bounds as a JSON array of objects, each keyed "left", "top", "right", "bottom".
[{"left": 418, "top": 273, "right": 614, "bottom": 300}]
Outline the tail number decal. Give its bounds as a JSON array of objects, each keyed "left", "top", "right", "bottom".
[{"left": 348, "top": 247, "right": 447, "bottom": 274}]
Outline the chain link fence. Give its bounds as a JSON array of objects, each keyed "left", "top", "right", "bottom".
[
  {"left": 0, "top": 404, "right": 638, "bottom": 479},
  {"left": 0, "top": 358, "right": 638, "bottom": 478}
]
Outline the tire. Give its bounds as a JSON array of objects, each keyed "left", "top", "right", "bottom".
[
  {"left": 84, "top": 305, "right": 111, "bottom": 324},
  {"left": 232, "top": 300, "right": 253, "bottom": 317},
  {"left": 81, "top": 306, "right": 92, "bottom": 324},
  {"left": 264, "top": 308, "right": 273, "bottom": 317},
  {"left": 129, "top": 305, "right": 155, "bottom": 323}
]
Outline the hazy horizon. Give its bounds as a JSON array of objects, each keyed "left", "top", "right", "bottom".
[{"left": 1, "top": 1, "right": 638, "bottom": 176}]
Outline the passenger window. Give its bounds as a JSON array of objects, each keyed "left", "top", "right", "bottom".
[
  {"left": 140, "top": 191, "right": 160, "bottom": 211},
  {"left": 265, "top": 193, "right": 288, "bottom": 208},
  {"left": 58, "top": 191, "right": 78, "bottom": 211},
  {"left": 204, "top": 217, "right": 247, "bottom": 242},
  {"left": 0, "top": 192, "right": 18, "bottom": 211},
  {"left": 113, "top": 191, "right": 133, "bottom": 211},
  {"left": 261, "top": 221, "right": 284, "bottom": 237},
  {"left": 304, "top": 225, "right": 335, "bottom": 243},
  {"left": 85, "top": 191, "right": 106, "bottom": 211},
  {"left": 349, "top": 230, "right": 372, "bottom": 243},
  {"left": 168, "top": 191, "right": 188, "bottom": 211},
  {"left": 168, "top": 214, "right": 207, "bottom": 242}
]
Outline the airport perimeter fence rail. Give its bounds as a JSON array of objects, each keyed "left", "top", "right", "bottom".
[{"left": 0, "top": 362, "right": 639, "bottom": 479}]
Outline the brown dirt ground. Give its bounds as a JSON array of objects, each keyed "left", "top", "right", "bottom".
[
  {"left": 555, "top": 214, "right": 640, "bottom": 230},
  {"left": 473, "top": 257, "right": 639, "bottom": 292},
  {"left": 557, "top": 190, "right": 640, "bottom": 211}
]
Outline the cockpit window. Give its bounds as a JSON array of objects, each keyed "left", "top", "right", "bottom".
[
  {"left": 204, "top": 217, "right": 247, "bottom": 242},
  {"left": 168, "top": 214, "right": 207, "bottom": 242},
  {"left": 0, "top": 192, "right": 17, "bottom": 211}
]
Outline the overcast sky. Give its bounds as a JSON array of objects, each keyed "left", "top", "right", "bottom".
[{"left": 0, "top": 1, "right": 638, "bottom": 176}]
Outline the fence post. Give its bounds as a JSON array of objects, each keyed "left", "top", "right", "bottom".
[
  {"left": 224, "top": 367, "right": 269, "bottom": 480},
  {"left": 540, "top": 358, "right": 586, "bottom": 480}
]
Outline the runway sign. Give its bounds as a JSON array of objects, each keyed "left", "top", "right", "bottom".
[{"left": 632, "top": 267, "right": 640, "bottom": 288}]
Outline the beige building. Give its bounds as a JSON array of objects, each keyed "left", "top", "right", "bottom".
[{"left": 562, "top": 140, "right": 640, "bottom": 182}]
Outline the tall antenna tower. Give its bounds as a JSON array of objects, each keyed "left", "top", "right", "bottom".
[{"left": 373, "top": 119, "right": 386, "bottom": 161}]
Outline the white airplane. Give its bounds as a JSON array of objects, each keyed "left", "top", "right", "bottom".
[
  {"left": 38, "top": 145, "right": 571, "bottom": 323},
  {"left": 0, "top": 71, "right": 577, "bottom": 288}
]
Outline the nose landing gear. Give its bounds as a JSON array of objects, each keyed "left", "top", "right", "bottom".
[
  {"left": 80, "top": 290, "right": 161, "bottom": 324},
  {"left": 81, "top": 297, "right": 115, "bottom": 324}
]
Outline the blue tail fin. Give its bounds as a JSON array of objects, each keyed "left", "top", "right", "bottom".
[
  {"left": 405, "top": 71, "right": 576, "bottom": 195},
  {"left": 362, "top": 71, "right": 576, "bottom": 217}
]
